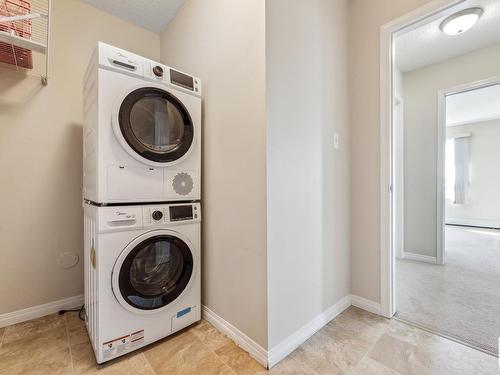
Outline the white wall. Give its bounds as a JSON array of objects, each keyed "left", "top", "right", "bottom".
[
  {"left": 160, "top": 0, "right": 268, "bottom": 348},
  {"left": 266, "top": 0, "right": 350, "bottom": 349},
  {"left": 348, "top": 0, "right": 430, "bottom": 303},
  {"left": 0, "top": 0, "right": 160, "bottom": 315},
  {"left": 402, "top": 43, "right": 500, "bottom": 257},
  {"left": 446, "top": 119, "right": 500, "bottom": 227}
]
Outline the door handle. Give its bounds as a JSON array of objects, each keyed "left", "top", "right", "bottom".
[{"left": 107, "top": 216, "right": 136, "bottom": 226}]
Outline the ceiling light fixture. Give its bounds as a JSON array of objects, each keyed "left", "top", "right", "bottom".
[{"left": 440, "top": 7, "right": 483, "bottom": 36}]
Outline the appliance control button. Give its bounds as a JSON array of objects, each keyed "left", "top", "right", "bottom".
[
  {"left": 153, "top": 65, "right": 164, "bottom": 77},
  {"left": 152, "top": 210, "right": 163, "bottom": 221}
]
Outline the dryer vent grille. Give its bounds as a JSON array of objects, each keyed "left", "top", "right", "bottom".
[{"left": 172, "top": 172, "right": 194, "bottom": 196}]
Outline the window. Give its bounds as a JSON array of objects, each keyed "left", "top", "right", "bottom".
[
  {"left": 446, "top": 134, "right": 470, "bottom": 205},
  {"left": 445, "top": 138, "right": 456, "bottom": 202}
]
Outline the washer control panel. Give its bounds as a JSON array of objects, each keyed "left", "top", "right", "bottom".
[{"left": 143, "top": 202, "right": 200, "bottom": 227}]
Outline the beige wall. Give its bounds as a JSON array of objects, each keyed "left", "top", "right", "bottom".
[
  {"left": 403, "top": 44, "right": 500, "bottom": 257},
  {"left": 6, "top": 0, "right": 488, "bottom": 346},
  {"left": 160, "top": 0, "right": 268, "bottom": 348},
  {"left": 266, "top": 0, "right": 350, "bottom": 348},
  {"left": 0, "top": 0, "right": 160, "bottom": 314},
  {"left": 348, "top": 0, "right": 431, "bottom": 302}
]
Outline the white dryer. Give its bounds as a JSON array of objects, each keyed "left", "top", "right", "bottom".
[
  {"left": 83, "top": 201, "right": 201, "bottom": 363},
  {"left": 83, "top": 42, "right": 201, "bottom": 204}
]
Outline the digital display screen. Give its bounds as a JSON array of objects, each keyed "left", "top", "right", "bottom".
[
  {"left": 170, "top": 69, "right": 194, "bottom": 90},
  {"left": 169, "top": 205, "right": 193, "bottom": 221}
]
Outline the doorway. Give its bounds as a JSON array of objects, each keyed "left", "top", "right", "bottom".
[{"left": 381, "top": 0, "right": 500, "bottom": 357}]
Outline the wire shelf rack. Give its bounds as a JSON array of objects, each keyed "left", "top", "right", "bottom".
[{"left": 0, "top": 0, "right": 51, "bottom": 85}]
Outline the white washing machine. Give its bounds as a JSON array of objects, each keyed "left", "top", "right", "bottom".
[
  {"left": 83, "top": 42, "right": 202, "bottom": 204},
  {"left": 83, "top": 201, "right": 201, "bottom": 363}
]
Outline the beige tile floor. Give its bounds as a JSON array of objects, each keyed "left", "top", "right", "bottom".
[{"left": 0, "top": 307, "right": 497, "bottom": 374}]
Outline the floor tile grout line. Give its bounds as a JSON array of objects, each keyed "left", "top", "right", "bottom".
[
  {"left": 216, "top": 351, "right": 238, "bottom": 375},
  {"left": 286, "top": 355, "right": 319, "bottom": 375},
  {"left": 316, "top": 328, "right": 371, "bottom": 373},
  {"left": 313, "top": 310, "right": 394, "bottom": 373},
  {"left": 284, "top": 343, "right": 319, "bottom": 375},
  {"left": 198, "top": 330, "right": 241, "bottom": 374},
  {"left": 210, "top": 352, "right": 237, "bottom": 375},
  {"left": 0, "top": 326, "right": 5, "bottom": 346},
  {"left": 195, "top": 331, "right": 238, "bottom": 374},
  {"left": 212, "top": 345, "right": 261, "bottom": 374},
  {"left": 0, "top": 317, "right": 73, "bottom": 374},
  {"left": 140, "top": 352, "right": 157, "bottom": 375},
  {"left": 145, "top": 325, "right": 238, "bottom": 375},
  {"left": 63, "top": 314, "right": 76, "bottom": 375},
  {"left": 349, "top": 319, "right": 393, "bottom": 372},
  {"left": 0, "top": 314, "right": 66, "bottom": 346}
]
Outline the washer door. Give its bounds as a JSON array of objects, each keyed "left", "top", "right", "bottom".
[
  {"left": 114, "top": 86, "right": 194, "bottom": 166},
  {"left": 112, "top": 231, "right": 194, "bottom": 313}
]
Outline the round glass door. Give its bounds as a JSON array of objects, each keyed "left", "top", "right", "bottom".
[
  {"left": 117, "top": 235, "right": 193, "bottom": 310},
  {"left": 118, "top": 88, "right": 194, "bottom": 163}
]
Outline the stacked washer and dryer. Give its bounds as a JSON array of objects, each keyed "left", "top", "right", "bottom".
[{"left": 82, "top": 42, "right": 202, "bottom": 363}]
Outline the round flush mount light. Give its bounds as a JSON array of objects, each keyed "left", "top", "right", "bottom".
[{"left": 440, "top": 7, "right": 483, "bottom": 36}]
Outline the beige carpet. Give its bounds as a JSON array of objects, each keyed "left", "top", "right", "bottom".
[{"left": 396, "top": 226, "right": 500, "bottom": 356}]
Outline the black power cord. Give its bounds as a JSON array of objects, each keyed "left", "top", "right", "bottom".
[{"left": 58, "top": 305, "right": 85, "bottom": 321}]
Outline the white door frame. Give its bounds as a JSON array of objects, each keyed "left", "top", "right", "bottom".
[
  {"left": 379, "top": 0, "right": 469, "bottom": 318},
  {"left": 394, "top": 95, "right": 404, "bottom": 261},
  {"left": 437, "top": 75, "right": 500, "bottom": 263}
]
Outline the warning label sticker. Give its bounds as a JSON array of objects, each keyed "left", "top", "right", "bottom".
[
  {"left": 130, "top": 329, "right": 144, "bottom": 347},
  {"left": 102, "top": 335, "right": 130, "bottom": 361},
  {"left": 102, "top": 329, "right": 145, "bottom": 361}
]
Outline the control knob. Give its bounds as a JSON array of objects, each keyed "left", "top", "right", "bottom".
[
  {"left": 152, "top": 210, "right": 163, "bottom": 221},
  {"left": 153, "top": 65, "right": 164, "bottom": 77}
]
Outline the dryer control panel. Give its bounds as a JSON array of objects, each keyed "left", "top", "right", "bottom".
[
  {"left": 143, "top": 202, "right": 201, "bottom": 227},
  {"left": 96, "top": 42, "right": 202, "bottom": 97},
  {"left": 143, "top": 60, "right": 202, "bottom": 96}
]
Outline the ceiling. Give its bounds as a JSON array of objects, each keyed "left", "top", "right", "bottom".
[
  {"left": 447, "top": 83, "right": 500, "bottom": 126},
  {"left": 395, "top": 0, "right": 500, "bottom": 73},
  {"left": 82, "top": 0, "right": 185, "bottom": 33}
]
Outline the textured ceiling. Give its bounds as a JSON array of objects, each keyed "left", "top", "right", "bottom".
[
  {"left": 82, "top": 0, "right": 185, "bottom": 33},
  {"left": 447, "top": 83, "right": 500, "bottom": 126},
  {"left": 395, "top": 0, "right": 500, "bottom": 73}
]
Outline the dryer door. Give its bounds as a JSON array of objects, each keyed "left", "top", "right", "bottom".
[
  {"left": 112, "top": 231, "right": 194, "bottom": 312},
  {"left": 115, "top": 86, "right": 194, "bottom": 166}
]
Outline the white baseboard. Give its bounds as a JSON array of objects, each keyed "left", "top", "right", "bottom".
[
  {"left": 205, "top": 295, "right": 382, "bottom": 369},
  {"left": 267, "top": 294, "right": 351, "bottom": 368},
  {"left": 351, "top": 295, "right": 382, "bottom": 315},
  {"left": 0, "top": 295, "right": 84, "bottom": 328},
  {"left": 402, "top": 251, "right": 437, "bottom": 264},
  {"left": 202, "top": 305, "right": 268, "bottom": 368},
  {"left": 446, "top": 218, "right": 500, "bottom": 229},
  {"left": 203, "top": 296, "right": 352, "bottom": 369}
]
